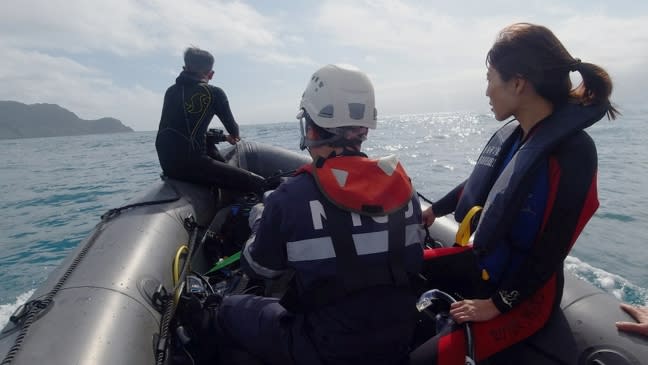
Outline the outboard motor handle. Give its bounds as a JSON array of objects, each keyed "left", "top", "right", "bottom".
[{"left": 416, "top": 289, "right": 476, "bottom": 365}]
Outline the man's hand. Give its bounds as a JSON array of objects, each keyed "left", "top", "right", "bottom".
[
  {"left": 616, "top": 303, "right": 648, "bottom": 337},
  {"left": 422, "top": 206, "right": 436, "bottom": 227},
  {"left": 450, "top": 298, "right": 501, "bottom": 324},
  {"left": 226, "top": 135, "right": 241, "bottom": 145}
]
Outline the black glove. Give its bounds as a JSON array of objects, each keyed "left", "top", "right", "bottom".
[
  {"left": 263, "top": 169, "right": 293, "bottom": 192},
  {"left": 246, "top": 171, "right": 267, "bottom": 194},
  {"left": 263, "top": 175, "right": 287, "bottom": 191},
  {"left": 176, "top": 293, "right": 222, "bottom": 341}
]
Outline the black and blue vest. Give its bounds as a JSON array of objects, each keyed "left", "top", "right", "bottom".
[{"left": 455, "top": 103, "right": 608, "bottom": 270}]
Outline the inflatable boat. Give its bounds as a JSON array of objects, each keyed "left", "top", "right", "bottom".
[{"left": 1, "top": 140, "right": 646, "bottom": 365}]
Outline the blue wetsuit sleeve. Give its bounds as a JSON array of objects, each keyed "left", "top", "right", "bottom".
[
  {"left": 432, "top": 181, "right": 466, "bottom": 217},
  {"left": 241, "top": 195, "right": 288, "bottom": 279},
  {"left": 210, "top": 86, "right": 239, "bottom": 138},
  {"left": 491, "top": 132, "right": 598, "bottom": 313}
]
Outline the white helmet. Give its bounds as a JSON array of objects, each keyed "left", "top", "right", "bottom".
[{"left": 298, "top": 64, "right": 377, "bottom": 129}]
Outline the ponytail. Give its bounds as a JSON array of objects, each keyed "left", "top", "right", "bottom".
[{"left": 571, "top": 61, "right": 619, "bottom": 120}]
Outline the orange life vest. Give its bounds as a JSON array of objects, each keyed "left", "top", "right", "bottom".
[{"left": 298, "top": 154, "right": 413, "bottom": 216}]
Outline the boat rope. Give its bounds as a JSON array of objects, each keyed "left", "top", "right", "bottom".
[
  {"left": 155, "top": 293, "right": 175, "bottom": 365},
  {"left": 1, "top": 221, "right": 105, "bottom": 365},
  {"left": 417, "top": 191, "right": 434, "bottom": 205},
  {"left": 155, "top": 216, "right": 200, "bottom": 365},
  {"left": 100, "top": 180, "right": 182, "bottom": 221},
  {"left": 1, "top": 181, "right": 184, "bottom": 364}
]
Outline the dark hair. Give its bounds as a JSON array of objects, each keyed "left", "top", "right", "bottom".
[
  {"left": 304, "top": 113, "right": 365, "bottom": 151},
  {"left": 305, "top": 114, "right": 335, "bottom": 140},
  {"left": 183, "top": 47, "right": 214, "bottom": 74},
  {"left": 486, "top": 23, "right": 618, "bottom": 119}
]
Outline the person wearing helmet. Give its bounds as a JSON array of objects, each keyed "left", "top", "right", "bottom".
[
  {"left": 155, "top": 46, "right": 265, "bottom": 192},
  {"left": 215, "top": 64, "right": 425, "bottom": 364}
]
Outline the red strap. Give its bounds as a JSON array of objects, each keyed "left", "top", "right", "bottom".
[{"left": 423, "top": 246, "right": 472, "bottom": 260}]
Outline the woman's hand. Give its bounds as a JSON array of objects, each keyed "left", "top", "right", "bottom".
[
  {"left": 616, "top": 303, "right": 648, "bottom": 337},
  {"left": 422, "top": 206, "right": 437, "bottom": 227},
  {"left": 450, "top": 298, "right": 501, "bottom": 324}
]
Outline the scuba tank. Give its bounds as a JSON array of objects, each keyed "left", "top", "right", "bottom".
[{"left": 202, "top": 193, "right": 260, "bottom": 263}]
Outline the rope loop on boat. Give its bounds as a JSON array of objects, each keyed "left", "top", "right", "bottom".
[
  {"left": 2, "top": 181, "right": 185, "bottom": 364},
  {"left": 1, "top": 219, "right": 105, "bottom": 364}
]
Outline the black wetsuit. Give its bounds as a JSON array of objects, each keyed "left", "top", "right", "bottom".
[{"left": 155, "top": 71, "right": 264, "bottom": 192}]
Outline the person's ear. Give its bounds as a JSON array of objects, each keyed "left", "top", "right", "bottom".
[
  {"left": 306, "top": 126, "right": 319, "bottom": 140},
  {"left": 207, "top": 70, "right": 214, "bottom": 80},
  {"left": 514, "top": 76, "right": 527, "bottom": 95}
]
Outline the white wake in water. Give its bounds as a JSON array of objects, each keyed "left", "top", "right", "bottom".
[
  {"left": 566, "top": 256, "right": 648, "bottom": 305},
  {"left": 0, "top": 289, "right": 35, "bottom": 330}
]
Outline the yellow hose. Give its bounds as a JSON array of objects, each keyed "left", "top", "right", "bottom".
[
  {"left": 172, "top": 245, "right": 189, "bottom": 287},
  {"left": 455, "top": 206, "right": 482, "bottom": 246},
  {"left": 174, "top": 281, "right": 185, "bottom": 306}
]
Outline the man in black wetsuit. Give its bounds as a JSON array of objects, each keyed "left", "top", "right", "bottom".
[{"left": 155, "top": 47, "right": 265, "bottom": 192}]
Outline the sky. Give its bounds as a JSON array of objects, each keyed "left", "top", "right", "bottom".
[{"left": 1, "top": 0, "right": 647, "bottom": 131}]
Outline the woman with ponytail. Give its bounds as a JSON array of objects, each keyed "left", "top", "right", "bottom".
[{"left": 412, "top": 23, "right": 618, "bottom": 364}]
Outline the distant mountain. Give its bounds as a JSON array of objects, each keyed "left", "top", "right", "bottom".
[{"left": 0, "top": 101, "right": 134, "bottom": 139}]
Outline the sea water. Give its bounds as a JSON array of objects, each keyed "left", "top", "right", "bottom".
[{"left": 1, "top": 112, "right": 646, "bottom": 327}]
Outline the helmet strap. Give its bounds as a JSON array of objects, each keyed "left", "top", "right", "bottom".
[
  {"left": 298, "top": 111, "right": 364, "bottom": 151},
  {"left": 299, "top": 113, "right": 342, "bottom": 150}
]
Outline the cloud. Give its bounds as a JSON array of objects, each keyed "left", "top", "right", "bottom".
[
  {"left": 0, "top": 0, "right": 306, "bottom": 64},
  {"left": 0, "top": 45, "right": 161, "bottom": 130},
  {"left": 314, "top": 0, "right": 648, "bottom": 113},
  {"left": 534, "top": 15, "right": 648, "bottom": 108},
  {"left": 315, "top": 0, "right": 503, "bottom": 65},
  {"left": 313, "top": 0, "right": 648, "bottom": 72},
  {"left": 0, "top": 0, "right": 318, "bottom": 130},
  {"left": 553, "top": 15, "right": 648, "bottom": 71},
  {"left": 1, "top": 0, "right": 647, "bottom": 131},
  {"left": 253, "top": 51, "right": 317, "bottom": 67}
]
